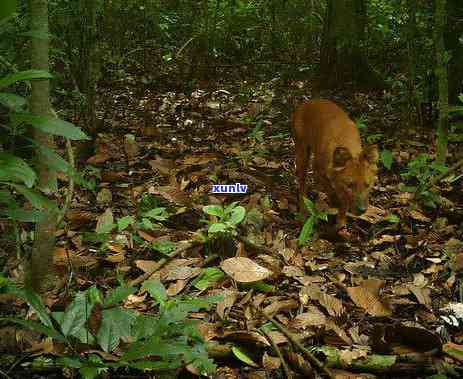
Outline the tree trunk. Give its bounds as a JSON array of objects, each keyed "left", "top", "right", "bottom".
[
  {"left": 406, "top": 0, "right": 422, "bottom": 126},
  {"left": 29, "top": 0, "right": 58, "bottom": 293},
  {"left": 80, "top": 0, "right": 98, "bottom": 134},
  {"left": 320, "top": 0, "right": 384, "bottom": 90},
  {"left": 445, "top": 0, "right": 463, "bottom": 105},
  {"left": 435, "top": 0, "right": 449, "bottom": 164}
]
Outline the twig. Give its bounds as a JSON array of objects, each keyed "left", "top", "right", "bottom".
[
  {"left": 430, "top": 157, "right": 463, "bottom": 186},
  {"left": 260, "top": 327, "right": 293, "bottom": 379},
  {"left": 129, "top": 240, "right": 201, "bottom": 287},
  {"left": 259, "top": 310, "right": 335, "bottom": 379}
]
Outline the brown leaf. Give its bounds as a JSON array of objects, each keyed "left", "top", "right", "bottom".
[
  {"left": 262, "top": 352, "right": 281, "bottom": 370},
  {"left": 291, "top": 306, "right": 327, "bottom": 329},
  {"left": 407, "top": 285, "right": 431, "bottom": 307},
  {"left": 221, "top": 257, "right": 272, "bottom": 283},
  {"left": 300, "top": 284, "right": 344, "bottom": 317},
  {"left": 263, "top": 299, "right": 299, "bottom": 316},
  {"left": 86, "top": 151, "right": 111, "bottom": 165},
  {"left": 149, "top": 156, "right": 177, "bottom": 176},
  {"left": 357, "top": 205, "right": 386, "bottom": 224},
  {"left": 347, "top": 280, "right": 392, "bottom": 317}
]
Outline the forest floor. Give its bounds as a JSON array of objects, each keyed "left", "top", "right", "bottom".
[{"left": 5, "top": 74, "right": 463, "bottom": 378}]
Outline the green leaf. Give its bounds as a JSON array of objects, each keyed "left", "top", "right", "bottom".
[
  {"left": 387, "top": 214, "right": 400, "bottom": 223},
  {"left": 142, "top": 279, "right": 167, "bottom": 304},
  {"left": 192, "top": 268, "right": 225, "bottom": 290},
  {"left": 0, "top": 189, "right": 14, "bottom": 204},
  {"left": 231, "top": 346, "right": 258, "bottom": 367},
  {"left": 117, "top": 215, "right": 135, "bottom": 231},
  {"left": 29, "top": 139, "right": 71, "bottom": 173},
  {"left": 129, "top": 361, "right": 178, "bottom": 370},
  {"left": 298, "top": 217, "right": 315, "bottom": 245},
  {"left": 380, "top": 149, "right": 393, "bottom": 170},
  {"left": 95, "top": 208, "right": 114, "bottom": 234},
  {"left": 52, "top": 312, "right": 95, "bottom": 345},
  {"left": 13, "top": 113, "right": 88, "bottom": 140},
  {"left": 151, "top": 240, "right": 176, "bottom": 255},
  {"left": 0, "top": 153, "right": 36, "bottom": 187},
  {"left": 140, "top": 217, "right": 155, "bottom": 230},
  {"left": 0, "top": 317, "right": 64, "bottom": 341},
  {"left": 60, "top": 291, "right": 93, "bottom": 337},
  {"left": 10, "top": 184, "right": 57, "bottom": 211},
  {"left": 0, "top": 92, "right": 26, "bottom": 111},
  {"left": 303, "top": 197, "right": 315, "bottom": 213},
  {"left": 97, "top": 308, "right": 137, "bottom": 352},
  {"left": 0, "top": 69, "right": 53, "bottom": 89},
  {"left": 143, "top": 207, "right": 168, "bottom": 221},
  {"left": 208, "top": 222, "right": 228, "bottom": 233},
  {"left": 399, "top": 184, "right": 417, "bottom": 193},
  {"left": 1, "top": 208, "right": 44, "bottom": 222},
  {"left": 104, "top": 285, "right": 136, "bottom": 307},
  {"left": 131, "top": 315, "right": 160, "bottom": 341},
  {"left": 228, "top": 206, "right": 246, "bottom": 225},
  {"left": 203, "top": 205, "right": 224, "bottom": 217},
  {"left": 13, "top": 287, "right": 54, "bottom": 328},
  {"left": 0, "top": 0, "right": 17, "bottom": 22}
]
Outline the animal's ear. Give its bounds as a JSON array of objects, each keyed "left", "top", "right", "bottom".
[
  {"left": 362, "top": 144, "right": 379, "bottom": 164},
  {"left": 332, "top": 147, "right": 352, "bottom": 169}
]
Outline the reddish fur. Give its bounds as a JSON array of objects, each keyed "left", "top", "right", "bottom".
[{"left": 292, "top": 99, "right": 379, "bottom": 233}]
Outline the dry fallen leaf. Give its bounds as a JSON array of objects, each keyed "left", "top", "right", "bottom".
[
  {"left": 357, "top": 205, "right": 386, "bottom": 224},
  {"left": 300, "top": 284, "right": 344, "bottom": 317},
  {"left": 221, "top": 257, "right": 272, "bottom": 283},
  {"left": 347, "top": 279, "right": 392, "bottom": 317},
  {"left": 291, "top": 306, "right": 327, "bottom": 329}
]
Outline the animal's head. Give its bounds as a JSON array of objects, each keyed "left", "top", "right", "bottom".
[{"left": 330, "top": 145, "right": 379, "bottom": 215}]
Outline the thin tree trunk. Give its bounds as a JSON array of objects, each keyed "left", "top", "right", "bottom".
[
  {"left": 406, "top": 0, "right": 422, "bottom": 126},
  {"left": 29, "top": 0, "right": 58, "bottom": 292},
  {"left": 446, "top": 0, "right": 463, "bottom": 105},
  {"left": 434, "top": 0, "right": 449, "bottom": 164},
  {"left": 320, "top": 0, "right": 384, "bottom": 90}
]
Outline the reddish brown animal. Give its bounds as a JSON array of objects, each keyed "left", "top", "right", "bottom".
[{"left": 292, "top": 99, "right": 379, "bottom": 236}]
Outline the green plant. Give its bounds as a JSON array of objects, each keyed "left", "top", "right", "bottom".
[
  {"left": 247, "top": 120, "right": 265, "bottom": 142},
  {"left": 298, "top": 197, "right": 328, "bottom": 246},
  {"left": 0, "top": 277, "right": 217, "bottom": 377},
  {"left": 400, "top": 153, "right": 447, "bottom": 208},
  {"left": 0, "top": 70, "right": 87, "bottom": 223},
  {"left": 380, "top": 149, "right": 393, "bottom": 170},
  {"left": 89, "top": 206, "right": 171, "bottom": 250},
  {"left": 202, "top": 202, "right": 246, "bottom": 238}
]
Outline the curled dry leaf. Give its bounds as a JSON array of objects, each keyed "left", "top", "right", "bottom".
[
  {"left": 300, "top": 284, "right": 344, "bottom": 318},
  {"left": 222, "top": 330, "right": 269, "bottom": 347},
  {"left": 408, "top": 209, "right": 431, "bottom": 223},
  {"left": 407, "top": 284, "right": 431, "bottom": 307},
  {"left": 291, "top": 306, "right": 327, "bottom": 329},
  {"left": 347, "top": 279, "right": 392, "bottom": 317},
  {"left": 213, "top": 289, "right": 239, "bottom": 319},
  {"left": 96, "top": 188, "right": 112, "bottom": 205},
  {"left": 262, "top": 299, "right": 299, "bottom": 317},
  {"left": 357, "top": 205, "right": 386, "bottom": 224},
  {"left": 220, "top": 257, "right": 272, "bottom": 283},
  {"left": 262, "top": 352, "right": 281, "bottom": 370},
  {"left": 149, "top": 156, "right": 177, "bottom": 176}
]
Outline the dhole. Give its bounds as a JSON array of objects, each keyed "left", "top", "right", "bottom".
[{"left": 292, "top": 99, "right": 378, "bottom": 236}]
